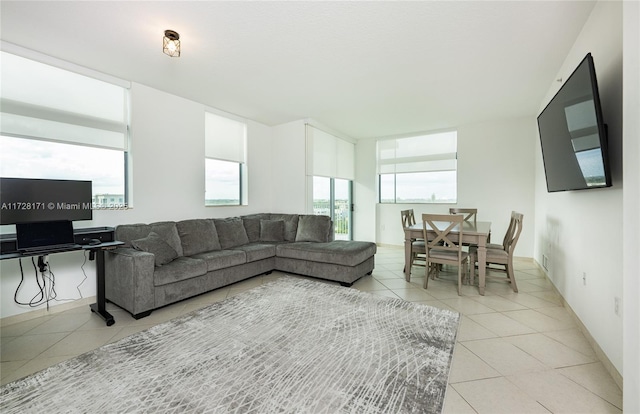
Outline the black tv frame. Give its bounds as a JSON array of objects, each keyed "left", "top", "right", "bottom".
[{"left": 537, "top": 53, "right": 612, "bottom": 192}]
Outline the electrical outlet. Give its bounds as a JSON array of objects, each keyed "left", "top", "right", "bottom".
[
  {"left": 582, "top": 272, "right": 586, "bottom": 285},
  {"left": 614, "top": 297, "right": 620, "bottom": 316},
  {"left": 542, "top": 255, "right": 548, "bottom": 270}
]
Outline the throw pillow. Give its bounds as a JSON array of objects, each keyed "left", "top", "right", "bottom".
[
  {"left": 295, "top": 215, "right": 331, "bottom": 243},
  {"left": 150, "top": 221, "right": 184, "bottom": 256},
  {"left": 242, "top": 214, "right": 270, "bottom": 243},
  {"left": 115, "top": 223, "right": 151, "bottom": 248},
  {"left": 176, "top": 219, "right": 221, "bottom": 256},
  {"left": 259, "top": 219, "right": 285, "bottom": 242},
  {"left": 213, "top": 217, "right": 250, "bottom": 249},
  {"left": 131, "top": 232, "right": 178, "bottom": 267},
  {"left": 270, "top": 214, "right": 299, "bottom": 241}
]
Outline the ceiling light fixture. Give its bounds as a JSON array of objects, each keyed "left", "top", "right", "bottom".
[{"left": 163, "top": 30, "right": 181, "bottom": 57}]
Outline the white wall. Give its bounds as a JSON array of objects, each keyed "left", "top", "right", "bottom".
[
  {"left": 368, "top": 116, "right": 536, "bottom": 258},
  {"left": 1, "top": 82, "right": 275, "bottom": 319},
  {"left": 533, "top": 1, "right": 623, "bottom": 374},
  {"left": 353, "top": 139, "right": 377, "bottom": 242},
  {"left": 271, "top": 120, "right": 307, "bottom": 214},
  {"left": 622, "top": 0, "right": 640, "bottom": 411},
  {"left": 121, "top": 83, "right": 275, "bottom": 223}
]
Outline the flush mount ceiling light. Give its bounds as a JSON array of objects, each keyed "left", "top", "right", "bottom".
[{"left": 163, "top": 30, "right": 180, "bottom": 57}]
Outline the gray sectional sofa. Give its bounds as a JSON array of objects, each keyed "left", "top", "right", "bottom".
[{"left": 104, "top": 213, "right": 376, "bottom": 319}]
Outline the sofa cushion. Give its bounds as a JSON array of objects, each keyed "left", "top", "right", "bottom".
[
  {"left": 276, "top": 240, "right": 377, "bottom": 267},
  {"left": 214, "top": 217, "right": 250, "bottom": 249},
  {"left": 260, "top": 219, "right": 285, "bottom": 242},
  {"left": 242, "top": 213, "right": 271, "bottom": 243},
  {"left": 177, "top": 219, "right": 221, "bottom": 256},
  {"left": 231, "top": 243, "right": 277, "bottom": 263},
  {"left": 153, "top": 257, "right": 208, "bottom": 286},
  {"left": 131, "top": 232, "right": 179, "bottom": 267},
  {"left": 149, "top": 221, "right": 184, "bottom": 257},
  {"left": 295, "top": 215, "right": 332, "bottom": 243},
  {"left": 191, "top": 249, "right": 246, "bottom": 272},
  {"left": 270, "top": 214, "right": 299, "bottom": 241}
]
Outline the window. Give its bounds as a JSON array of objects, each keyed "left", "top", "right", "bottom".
[
  {"left": 0, "top": 51, "right": 129, "bottom": 209},
  {"left": 312, "top": 176, "right": 352, "bottom": 241},
  {"left": 306, "top": 125, "right": 354, "bottom": 240},
  {"left": 377, "top": 131, "right": 457, "bottom": 203},
  {"left": 205, "top": 111, "right": 247, "bottom": 206},
  {"left": 0, "top": 136, "right": 126, "bottom": 201}
]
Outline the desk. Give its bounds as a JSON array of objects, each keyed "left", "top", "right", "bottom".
[
  {"left": 404, "top": 221, "right": 491, "bottom": 295},
  {"left": 0, "top": 241, "right": 123, "bottom": 326}
]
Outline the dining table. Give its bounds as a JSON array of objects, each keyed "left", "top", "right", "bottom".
[{"left": 404, "top": 220, "right": 492, "bottom": 295}]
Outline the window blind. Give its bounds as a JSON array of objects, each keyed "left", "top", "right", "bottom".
[
  {"left": 306, "top": 125, "right": 354, "bottom": 180},
  {"left": 377, "top": 131, "right": 457, "bottom": 174},
  {"left": 205, "top": 112, "right": 246, "bottom": 163},
  {"left": 0, "top": 51, "right": 128, "bottom": 151}
]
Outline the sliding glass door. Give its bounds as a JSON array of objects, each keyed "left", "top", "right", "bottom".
[{"left": 313, "top": 177, "right": 352, "bottom": 241}]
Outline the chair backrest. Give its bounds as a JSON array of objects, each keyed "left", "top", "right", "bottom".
[
  {"left": 401, "top": 209, "right": 417, "bottom": 229},
  {"left": 498, "top": 211, "right": 519, "bottom": 250},
  {"left": 505, "top": 212, "right": 523, "bottom": 255},
  {"left": 449, "top": 208, "right": 477, "bottom": 225},
  {"left": 422, "top": 213, "right": 464, "bottom": 255}
]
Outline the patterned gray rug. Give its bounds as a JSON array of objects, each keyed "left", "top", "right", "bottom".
[{"left": 1, "top": 277, "right": 460, "bottom": 413}]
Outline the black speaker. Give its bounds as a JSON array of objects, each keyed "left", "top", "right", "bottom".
[{"left": 74, "top": 227, "right": 115, "bottom": 245}]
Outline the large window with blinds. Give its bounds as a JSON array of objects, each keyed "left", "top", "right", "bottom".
[
  {"left": 0, "top": 51, "right": 130, "bottom": 209},
  {"left": 205, "top": 111, "right": 247, "bottom": 206},
  {"left": 306, "top": 125, "right": 354, "bottom": 240},
  {"left": 377, "top": 131, "right": 457, "bottom": 203}
]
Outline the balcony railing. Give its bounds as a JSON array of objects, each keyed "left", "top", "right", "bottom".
[{"left": 313, "top": 199, "right": 350, "bottom": 240}]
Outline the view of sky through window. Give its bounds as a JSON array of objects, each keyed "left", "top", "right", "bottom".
[{"left": 0, "top": 136, "right": 125, "bottom": 200}]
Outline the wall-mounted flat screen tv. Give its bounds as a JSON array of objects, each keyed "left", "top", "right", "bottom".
[
  {"left": 537, "top": 53, "right": 612, "bottom": 192},
  {"left": 0, "top": 178, "right": 93, "bottom": 225}
]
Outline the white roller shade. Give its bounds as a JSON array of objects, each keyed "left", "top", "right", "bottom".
[
  {"left": 306, "top": 125, "right": 354, "bottom": 180},
  {"left": 0, "top": 112, "right": 126, "bottom": 150},
  {"left": 377, "top": 131, "right": 457, "bottom": 174},
  {"left": 205, "top": 112, "right": 246, "bottom": 163},
  {"left": 0, "top": 51, "right": 128, "bottom": 150},
  {"left": 336, "top": 138, "right": 355, "bottom": 180}
]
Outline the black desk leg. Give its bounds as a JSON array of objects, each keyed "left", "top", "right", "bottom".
[{"left": 89, "top": 248, "right": 115, "bottom": 326}]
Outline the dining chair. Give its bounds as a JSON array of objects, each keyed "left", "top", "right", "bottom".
[
  {"left": 486, "top": 210, "right": 518, "bottom": 251},
  {"left": 401, "top": 209, "right": 426, "bottom": 272},
  {"left": 448, "top": 208, "right": 477, "bottom": 225},
  {"left": 449, "top": 207, "right": 479, "bottom": 245},
  {"left": 470, "top": 211, "right": 523, "bottom": 292},
  {"left": 422, "top": 213, "right": 469, "bottom": 295}
]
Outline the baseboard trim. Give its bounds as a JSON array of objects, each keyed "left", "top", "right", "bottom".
[
  {"left": 534, "top": 259, "right": 623, "bottom": 390},
  {"left": 0, "top": 296, "right": 96, "bottom": 327},
  {"left": 376, "top": 243, "right": 403, "bottom": 249}
]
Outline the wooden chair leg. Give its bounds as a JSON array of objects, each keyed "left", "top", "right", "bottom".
[
  {"left": 423, "top": 263, "right": 431, "bottom": 289},
  {"left": 507, "top": 260, "right": 518, "bottom": 292},
  {"left": 464, "top": 260, "right": 469, "bottom": 285},
  {"left": 468, "top": 253, "right": 476, "bottom": 286}
]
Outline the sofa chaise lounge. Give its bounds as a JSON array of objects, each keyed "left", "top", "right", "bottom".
[{"left": 105, "top": 213, "right": 376, "bottom": 319}]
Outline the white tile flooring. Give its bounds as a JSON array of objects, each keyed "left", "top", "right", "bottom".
[{"left": 0, "top": 246, "right": 623, "bottom": 413}]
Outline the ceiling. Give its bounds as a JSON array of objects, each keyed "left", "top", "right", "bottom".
[{"left": 0, "top": 1, "right": 596, "bottom": 139}]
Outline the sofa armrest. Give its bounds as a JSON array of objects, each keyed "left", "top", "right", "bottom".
[{"left": 105, "top": 247, "right": 156, "bottom": 317}]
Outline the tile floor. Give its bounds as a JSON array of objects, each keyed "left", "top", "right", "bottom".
[{"left": 0, "top": 246, "right": 623, "bottom": 413}]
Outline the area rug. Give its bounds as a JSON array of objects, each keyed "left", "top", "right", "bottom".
[{"left": 1, "top": 276, "right": 460, "bottom": 413}]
